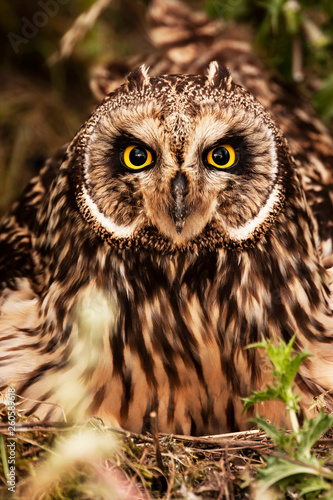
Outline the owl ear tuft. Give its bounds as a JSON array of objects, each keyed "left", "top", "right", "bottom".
[
  {"left": 206, "top": 61, "right": 232, "bottom": 90},
  {"left": 126, "top": 64, "right": 150, "bottom": 91}
]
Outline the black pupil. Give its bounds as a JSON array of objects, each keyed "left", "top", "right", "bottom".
[
  {"left": 212, "top": 147, "right": 230, "bottom": 165},
  {"left": 129, "top": 147, "right": 148, "bottom": 166}
]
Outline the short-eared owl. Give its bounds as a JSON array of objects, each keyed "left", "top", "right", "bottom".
[{"left": 0, "top": 0, "right": 332, "bottom": 435}]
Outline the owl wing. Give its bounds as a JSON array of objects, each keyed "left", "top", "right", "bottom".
[
  {"left": 0, "top": 147, "right": 67, "bottom": 389},
  {"left": 0, "top": 147, "right": 66, "bottom": 293}
]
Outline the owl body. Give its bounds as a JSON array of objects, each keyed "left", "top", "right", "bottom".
[{"left": 1, "top": 59, "right": 333, "bottom": 434}]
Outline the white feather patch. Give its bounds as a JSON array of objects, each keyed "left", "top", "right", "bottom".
[
  {"left": 226, "top": 181, "right": 282, "bottom": 241},
  {"left": 221, "top": 128, "right": 281, "bottom": 242},
  {"left": 140, "top": 64, "right": 150, "bottom": 85},
  {"left": 81, "top": 132, "right": 139, "bottom": 238},
  {"left": 206, "top": 61, "right": 220, "bottom": 83},
  {"left": 81, "top": 184, "right": 138, "bottom": 238}
]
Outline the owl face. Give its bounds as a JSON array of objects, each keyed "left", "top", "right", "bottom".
[{"left": 71, "top": 62, "right": 287, "bottom": 252}]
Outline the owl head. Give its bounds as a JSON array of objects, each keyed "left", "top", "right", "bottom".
[{"left": 69, "top": 62, "right": 289, "bottom": 253}]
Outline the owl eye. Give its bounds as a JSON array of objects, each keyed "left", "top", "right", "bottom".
[
  {"left": 122, "top": 145, "right": 153, "bottom": 170},
  {"left": 206, "top": 145, "right": 236, "bottom": 169}
]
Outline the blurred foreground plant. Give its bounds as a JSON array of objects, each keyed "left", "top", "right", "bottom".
[{"left": 243, "top": 335, "right": 333, "bottom": 499}]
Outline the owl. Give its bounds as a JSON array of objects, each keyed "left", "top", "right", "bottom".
[{"left": 0, "top": 0, "right": 333, "bottom": 436}]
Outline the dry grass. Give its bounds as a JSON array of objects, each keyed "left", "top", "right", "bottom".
[{"left": 0, "top": 411, "right": 332, "bottom": 499}]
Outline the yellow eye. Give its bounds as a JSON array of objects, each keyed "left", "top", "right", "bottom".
[
  {"left": 206, "top": 145, "right": 236, "bottom": 169},
  {"left": 122, "top": 145, "right": 153, "bottom": 170}
]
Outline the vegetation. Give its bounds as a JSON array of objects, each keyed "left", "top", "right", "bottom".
[
  {"left": 243, "top": 336, "right": 333, "bottom": 499},
  {"left": 206, "top": 0, "right": 333, "bottom": 122}
]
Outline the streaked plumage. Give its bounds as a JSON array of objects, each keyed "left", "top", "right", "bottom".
[{"left": 0, "top": 0, "right": 332, "bottom": 435}]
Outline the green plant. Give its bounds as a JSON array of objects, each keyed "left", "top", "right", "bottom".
[
  {"left": 242, "top": 335, "right": 333, "bottom": 499},
  {"left": 206, "top": 0, "right": 333, "bottom": 124}
]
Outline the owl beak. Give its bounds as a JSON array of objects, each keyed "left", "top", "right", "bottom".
[{"left": 171, "top": 171, "right": 189, "bottom": 235}]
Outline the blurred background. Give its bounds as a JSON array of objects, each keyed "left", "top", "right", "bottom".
[{"left": 1, "top": 0, "right": 333, "bottom": 216}]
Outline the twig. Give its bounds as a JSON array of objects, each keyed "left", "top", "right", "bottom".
[
  {"left": 150, "top": 411, "right": 164, "bottom": 473},
  {"left": 199, "top": 429, "right": 262, "bottom": 439},
  {"left": 159, "top": 433, "right": 272, "bottom": 449},
  {"left": 0, "top": 435, "right": 9, "bottom": 483},
  {"left": 224, "top": 445, "right": 235, "bottom": 500},
  {"left": 48, "top": 0, "right": 113, "bottom": 65},
  {"left": 218, "top": 448, "right": 229, "bottom": 500},
  {"left": 159, "top": 429, "right": 263, "bottom": 441},
  {"left": 292, "top": 33, "right": 304, "bottom": 82},
  {"left": 164, "top": 452, "right": 175, "bottom": 500}
]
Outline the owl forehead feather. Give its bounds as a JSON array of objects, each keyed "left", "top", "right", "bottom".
[
  {"left": 126, "top": 64, "right": 150, "bottom": 91},
  {"left": 124, "top": 61, "right": 233, "bottom": 93},
  {"left": 80, "top": 62, "right": 280, "bottom": 154},
  {"left": 206, "top": 61, "right": 233, "bottom": 90}
]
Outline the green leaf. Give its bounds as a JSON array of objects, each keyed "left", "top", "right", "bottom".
[
  {"left": 265, "top": 335, "right": 310, "bottom": 381},
  {"left": 242, "top": 385, "right": 282, "bottom": 412},
  {"left": 297, "top": 412, "right": 333, "bottom": 459},
  {"left": 248, "top": 336, "right": 310, "bottom": 388},
  {"left": 256, "top": 456, "right": 324, "bottom": 491},
  {"left": 314, "top": 73, "right": 333, "bottom": 123},
  {"left": 243, "top": 335, "right": 309, "bottom": 412},
  {"left": 322, "top": 487, "right": 333, "bottom": 500},
  {"left": 278, "top": 351, "right": 310, "bottom": 390},
  {"left": 257, "top": 0, "right": 285, "bottom": 33},
  {"left": 244, "top": 336, "right": 333, "bottom": 496},
  {"left": 298, "top": 475, "right": 333, "bottom": 496},
  {"left": 282, "top": 0, "right": 301, "bottom": 35},
  {"left": 205, "top": 0, "right": 251, "bottom": 21},
  {"left": 246, "top": 337, "right": 269, "bottom": 351},
  {"left": 249, "top": 416, "right": 282, "bottom": 443}
]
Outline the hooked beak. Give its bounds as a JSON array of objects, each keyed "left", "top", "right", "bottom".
[{"left": 171, "top": 171, "right": 190, "bottom": 235}]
